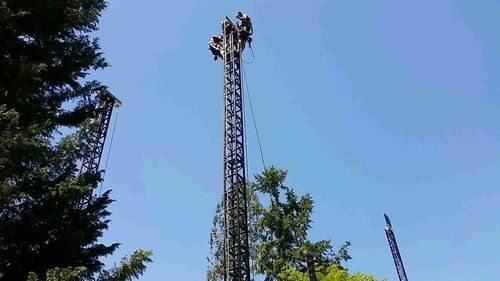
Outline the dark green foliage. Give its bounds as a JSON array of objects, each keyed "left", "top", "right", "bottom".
[
  {"left": 0, "top": 1, "right": 151, "bottom": 280},
  {"left": 253, "top": 167, "right": 351, "bottom": 280},
  {"left": 0, "top": 0, "right": 107, "bottom": 130}
]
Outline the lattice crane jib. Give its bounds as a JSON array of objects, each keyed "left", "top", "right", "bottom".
[
  {"left": 384, "top": 214, "right": 409, "bottom": 281},
  {"left": 80, "top": 90, "right": 120, "bottom": 205},
  {"left": 209, "top": 13, "right": 253, "bottom": 281}
]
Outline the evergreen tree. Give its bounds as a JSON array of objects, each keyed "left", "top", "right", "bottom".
[
  {"left": 206, "top": 167, "right": 350, "bottom": 281},
  {"left": 253, "top": 167, "right": 351, "bottom": 280},
  {"left": 0, "top": 0, "right": 151, "bottom": 280}
]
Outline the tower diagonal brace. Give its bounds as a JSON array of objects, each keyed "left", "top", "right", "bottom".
[{"left": 222, "top": 20, "right": 251, "bottom": 281}]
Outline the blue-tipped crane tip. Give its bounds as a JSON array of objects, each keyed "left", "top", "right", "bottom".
[{"left": 384, "top": 213, "right": 392, "bottom": 226}]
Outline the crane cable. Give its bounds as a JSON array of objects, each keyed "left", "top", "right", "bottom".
[
  {"left": 98, "top": 108, "right": 119, "bottom": 196},
  {"left": 242, "top": 61, "right": 265, "bottom": 281},
  {"left": 242, "top": 62, "right": 266, "bottom": 170},
  {"left": 242, "top": 75, "right": 252, "bottom": 281},
  {"left": 242, "top": 39, "right": 255, "bottom": 64}
]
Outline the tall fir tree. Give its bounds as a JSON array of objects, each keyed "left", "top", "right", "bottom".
[
  {"left": 0, "top": 1, "right": 151, "bottom": 280},
  {"left": 253, "top": 167, "right": 351, "bottom": 280}
]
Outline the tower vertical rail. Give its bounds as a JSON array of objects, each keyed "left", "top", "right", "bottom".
[
  {"left": 80, "top": 90, "right": 119, "bottom": 206},
  {"left": 384, "top": 214, "right": 409, "bottom": 281},
  {"left": 221, "top": 19, "right": 250, "bottom": 281}
]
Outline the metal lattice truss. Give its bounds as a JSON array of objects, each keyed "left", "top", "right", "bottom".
[
  {"left": 384, "top": 214, "right": 409, "bottom": 281},
  {"left": 80, "top": 90, "right": 119, "bottom": 206},
  {"left": 221, "top": 18, "right": 251, "bottom": 281}
]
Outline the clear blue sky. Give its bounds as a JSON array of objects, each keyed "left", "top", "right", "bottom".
[{"left": 91, "top": 0, "right": 500, "bottom": 280}]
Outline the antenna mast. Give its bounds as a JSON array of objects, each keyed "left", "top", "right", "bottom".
[
  {"left": 209, "top": 12, "right": 253, "bottom": 281},
  {"left": 384, "top": 214, "right": 409, "bottom": 281}
]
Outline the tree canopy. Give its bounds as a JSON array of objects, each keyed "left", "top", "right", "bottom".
[
  {"left": 0, "top": 0, "right": 151, "bottom": 280},
  {"left": 207, "top": 167, "right": 352, "bottom": 281},
  {"left": 278, "top": 265, "right": 388, "bottom": 281},
  {"left": 253, "top": 167, "right": 351, "bottom": 280}
]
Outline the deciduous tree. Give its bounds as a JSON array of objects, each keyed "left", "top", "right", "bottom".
[{"left": 278, "top": 265, "right": 388, "bottom": 281}]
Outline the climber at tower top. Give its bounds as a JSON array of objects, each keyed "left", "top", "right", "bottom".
[
  {"left": 235, "top": 11, "right": 253, "bottom": 51},
  {"left": 235, "top": 11, "right": 253, "bottom": 36}
]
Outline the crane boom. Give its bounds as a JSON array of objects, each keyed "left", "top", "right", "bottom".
[
  {"left": 384, "top": 214, "right": 409, "bottom": 281},
  {"left": 80, "top": 90, "right": 120, "bottom": 206},
  {"left": 210, "top": 13, "right": 253, "bottom": 281}
]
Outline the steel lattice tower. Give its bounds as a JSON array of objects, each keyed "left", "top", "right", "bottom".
[
  {"left": 384, "top": 214, "right": 409, "bottom": 281},
  {"left": 80, "top": 90, "right": 120, "bottom": 206},
  {"left": 222, "top": 19, "right": 251, "bottom": 281}
]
